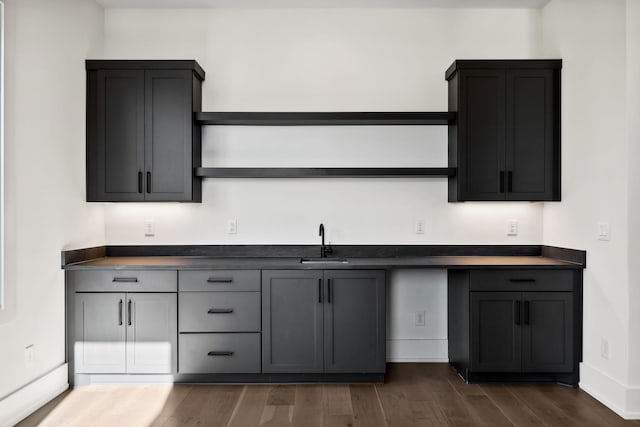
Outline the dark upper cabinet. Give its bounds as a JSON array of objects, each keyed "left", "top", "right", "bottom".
[
  {"left": 447, "top": 60, "right": 561, "bottom": 201},
  {"left": 86, "top": 60, "right": 205, "bottom": 202}
]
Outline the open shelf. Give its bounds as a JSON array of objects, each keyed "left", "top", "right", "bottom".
[
  {"left": 195, "top": 167, "right": 455, "bottom": 178},
  {"left": 194, "top": 112, "right": 455, "bottom": 126}
]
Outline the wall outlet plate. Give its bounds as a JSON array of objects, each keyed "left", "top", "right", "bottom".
[
  {"left": 507, "top": 219, "right": 518, "bottom": 236},
  {"left": 597, "top": 221, "right": 610, "bottom": 241},
  {"left": 415, "top": 219, "right": 425, "bottom": 234},
  {"left": 144, "top": 219, "right": 155, "bottom": 237},
  {"left": 227, "top": 219, "right": 238, "bottom": 234},
  {"left": 414, "top": 311, "right": 426, "bottom": 326}
]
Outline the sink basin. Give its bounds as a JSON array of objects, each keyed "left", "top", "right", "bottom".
[{"left": 300, "top": 257, "right": 349, "bottom": 264}]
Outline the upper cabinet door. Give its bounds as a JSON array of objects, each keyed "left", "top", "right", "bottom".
[
  {"left": 506, "top": 69, "right": 559, "bottom": 201},
  {"left": 88, "top": 70, "right": 145, "bottom": 201},
  {"left": 144, "top": 70, "right": 195, "bottom": 202},
  {"left": 457, "top": 70, "right": 507, "bottom": 201}
]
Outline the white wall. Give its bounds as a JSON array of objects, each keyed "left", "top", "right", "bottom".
[
  {"left": 101, "top": 7, "right": 545, "bottom": 360},
  {"left": 626, "top": 0, "right": 640, "bottom": 407},
  {"left": 0, "top": 0, "right": 105, "bottom": 410},
  {"left": 542, "top": 0, "right": 639, "bottom": 418}
]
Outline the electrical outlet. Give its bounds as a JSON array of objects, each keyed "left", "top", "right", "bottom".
[
  {"left": 415, "top": 219, "right": 425, "bottom": 234},
  {"left": 601, "top": 338, "right": 609, "bottom": 360},
  {"left": 227, "top": 219, "right": 237, "bottom": 234},
  {"left": 144, "top": 220, "right": 155, "bottom": 237},
  {"left": 507, "top": 219, "right": 518, "bottom": 236},
  {"left": 25, "top": 345, "right": 35, "bottom": 369},
  {"left": 415, "top": 311, "right": 426, "bottom": 326},
  {"left": 597, "top": 222, "right": 610, "bottom": 241}
]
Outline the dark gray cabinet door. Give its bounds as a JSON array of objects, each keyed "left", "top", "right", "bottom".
[
  {"left": 506, "top": 69, "right": 558, "bottom": 200},
  {"left": 74, "top": 293, "right": 127, "bottom": 373},
  {"left": 89, "top": 70, "right": 145, "bottom": 201},
  {"left": 323, "top": 271, "right": 386, "bottom": 373},
  {"left": 522, "top": 292, "right": 573, "bottom": 372},
  {"left": 262, "top": 270, "right": 324, "bottom": 373},
  {"left": 144, "top": 70, "right": 194, "bottom": 202},
  {"left": 458, "top": 70, "right": 506, "bottom": 201},
  {"left": 470, "top": 292, "right": 521, "bottom": 372},
  {"left": 126, "top": 293, "right": 177, "bottom": 374}
]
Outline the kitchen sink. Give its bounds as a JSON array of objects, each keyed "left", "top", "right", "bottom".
[{"left": 300, "top": 257, "right": 349, "bottom": 264}]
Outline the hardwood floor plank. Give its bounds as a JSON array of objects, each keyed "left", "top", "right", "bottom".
[
  {"left": 267, "top": 385, "right": 297, "bottom": 406},
  {"left": 376, "top": 378, "right": 418, "bottom": 427},
  {"left": 227, "top": 385, "right": 272, "bottom": 427},
  {"left": 350, "top": 384, "right": 387, "bottom": 427},
  {"left": 148, "top": 385, "right": 193, "bottom": 427},
  {"left": 507, "top": 384, "right": 579, "bottom": 427},
  {"left": 479, "top": 384, "right": 546, "bottom": 427},
  {"left": 324, "top": 384, "right": 354, "bottom": 416},
  {"left": 291, "top": 385, "right": 324, "bottom": 427},
  {"left": 418, "top": 365, "right": 476, "bottom": 427},
  {"left": 260, "top": 405, "right": 293, "bottom": 426}
]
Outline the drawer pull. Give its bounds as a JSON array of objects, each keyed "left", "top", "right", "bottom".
[
  {"left": 113, "top": 277, "right": 138, "bottom": 283},
  {"left": 509, "top": 278, "right": 536, "bottom": 283},
  {"left": 207, "top": 278, "right": 234, "bottom": 284},
  {"left": 207, "top": 308, "right": 234, "bottom": 314},
  {"left": 208, "top": 351, "right": 234, "bottom": 357}
]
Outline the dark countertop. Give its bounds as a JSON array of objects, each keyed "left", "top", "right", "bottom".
[{"left": 62, "top": 254, "right": 584, "bottom": 270}]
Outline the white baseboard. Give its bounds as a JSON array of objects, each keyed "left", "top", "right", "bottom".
[
  {"left": 386, "top": 338, "right": 448, "bottom": 362},
  {"left": 0, "top": 364, "right": 68, "bottom": 427},
  {"left": 580, "top": 362, "right": 640, "bottom": 420}
]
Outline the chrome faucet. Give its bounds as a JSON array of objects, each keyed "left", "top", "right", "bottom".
[{"left": 319, "top": 223, "right": 333, "bottom": 258}]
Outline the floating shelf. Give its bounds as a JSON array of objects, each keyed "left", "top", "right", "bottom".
[
  {"left": 194, "top": 112, "right": 455, "bottom": 126},
  {"left": 195, "top": 167, "right": 456, "bottom": 178}
]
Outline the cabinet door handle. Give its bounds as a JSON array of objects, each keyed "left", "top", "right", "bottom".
[
  {"left": 112, "top": 277, "right": 138, "bottom": 283},
  {"left": 207, "top": 277, "right": 234, "bottom": 284},
  {"left": 508, "top": 171, "right": 513, "bottom": 192},
  {"left": 515, "top": 300, "right": 521, "bottom": 325},
  {"left": 146, "top": 171, "right": 151, "bottom": 194},
  {"left": 208, "top": 351, "right": 234, "bottom": 357},
  {"left": 207, "top": 308, "right": 234, "bottom": 314},
  {"left": 499, "top": 171, "right": 505, "bottom": 193},
  {"left": 318, "top": 278, "right": 322, "bottom": 303},
  {"left": 328, "top": 278, "right": 332, "bottom": 303},
  {"left": 509, "top": 278, "right": 536, "bottom": 283},
  {"left": 127, "top": 299, "right": 132, "bottom": 326},
  {"left": 524, "top": 300, "right": 530, "bottom": 325},
  {"left": 138, "top": 171, "right": 143, "bottom": 194},
  {"left": 118, "top": 299, "right": 123, "bottom": 326}
]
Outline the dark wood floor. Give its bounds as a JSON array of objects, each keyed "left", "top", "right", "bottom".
[{"left": 18, "top": 363, "right": 640, "bottom": 426}]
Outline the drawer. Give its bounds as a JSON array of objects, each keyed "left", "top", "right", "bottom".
[
  {"left": 470, "top": 270, "right": 574, "bottom": 292},
  {"left": 71, "top": 270, "right": 177, "bottom": 292},
  {"left": 179, "top": 333, "right": 261, "bottom": 374},
  {"left": 179, "top": 292, "right": 261, "bottom": 332},
  {"left": 179, "top": 270, "right": 260, "bottom": 292}
]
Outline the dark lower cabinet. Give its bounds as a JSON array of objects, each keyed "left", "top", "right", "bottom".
[
  {"left": 74, "top": 292, "right": 178, "bottom": 374},
  {"left": 449, "top": 269, "right": 581, "bottom": 386},
  {"left": 262, "top": 270, "right": 386, "bottom": 374},
  {"left": 86, "top": 60, "right": 204, "bottom": 202},
  {"left": 447, "top": 60, "right": 561, "bottom": 201}
]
